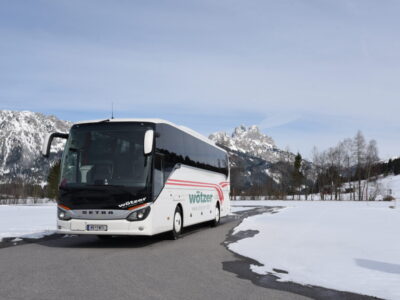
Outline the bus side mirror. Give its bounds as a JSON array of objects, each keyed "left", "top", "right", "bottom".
[
  {"left": 42, "top": 132, "right": 69, "bottom": 158},
  {"left": 144, "top": 130, "right": 154, "bottom": 155}
]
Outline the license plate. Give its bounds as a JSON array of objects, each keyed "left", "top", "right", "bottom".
[{"left": 86, "top": 224, "right": 108, "bottom": 231}]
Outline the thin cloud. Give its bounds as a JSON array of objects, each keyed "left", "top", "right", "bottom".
[
  {"left": 0, "top": 0, "right": 399, "bottom": 159},
  {"left": 259, "top": 113, "right": 300, "bottom": 130}
]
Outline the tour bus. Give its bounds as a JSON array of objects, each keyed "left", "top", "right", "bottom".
[{"left": 42, "top": 119, "right": 230, "bottom": 239}]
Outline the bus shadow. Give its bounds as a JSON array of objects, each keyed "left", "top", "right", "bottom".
[{"left": 38, "top": 216, "right": 236, "bottom": 249}]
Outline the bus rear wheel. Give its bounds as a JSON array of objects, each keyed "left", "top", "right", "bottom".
[
  {"left": 211, "top": 203, "right": 220, "bottom": 227},
  {"left": 171, "top": 206, "right": 183, "bottom": 240}
]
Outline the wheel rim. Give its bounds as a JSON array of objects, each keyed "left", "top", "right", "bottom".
[
  {"left": 215, "top": 206, "right": 220, "bottom": 223},
  {"left": 174, "top": 211, "right": 182, "bottom": 232}
]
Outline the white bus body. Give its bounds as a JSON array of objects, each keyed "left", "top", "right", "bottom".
[{"left": 43, "top": 119, "right": 230, "bottom": 238}]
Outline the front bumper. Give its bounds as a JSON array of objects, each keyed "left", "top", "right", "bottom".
[{"left": 57, "top": 216, "right": 153, "bottom": 236}]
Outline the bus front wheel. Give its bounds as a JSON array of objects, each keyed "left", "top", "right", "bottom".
[
  {"left": 171, "top": 206, "right": 183, "bottom": 240},
  {"left": 211, "top": 203, "right": 220, "bottom": 227}
]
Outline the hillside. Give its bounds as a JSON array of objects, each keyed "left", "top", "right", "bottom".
[
  {"left": 209, "top": 126, "right": 304, "bottom": 195},
  {"left": 0, "top": 110, "right": 71, "bottom": 183},
  {"left": 209, "top": 125, "right": 295, "bottom": 163}
]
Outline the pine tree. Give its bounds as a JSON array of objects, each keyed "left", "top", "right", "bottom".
[
  {"left": 394, "top": 158, "right": 400, "bottom": 175},
  {"left": 294, "top": 153, "right": 302, "bottom": 172},
  {"left": 385, "top": 159, "right": 393, "bottom": 176},
  {"left": 47, "top": 160, "right": 61, "bottom": 200},
  {"left": 292, "top": 153, "right": 303, "bottom": 199}
]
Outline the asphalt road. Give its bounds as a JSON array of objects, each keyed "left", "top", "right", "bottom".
[
  {"left": 0, "top": 209, "right": 374, "bottom": 300},
  {"left": 0, "top": 209, "right": 310, "bottom": 300}
]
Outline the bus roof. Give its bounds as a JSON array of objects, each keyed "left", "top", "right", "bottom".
[{"left": 74, "top": 118, "right": 227, "bottom": 153}]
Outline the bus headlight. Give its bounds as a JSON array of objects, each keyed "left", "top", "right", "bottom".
[
  {"left": 58, "top": 208, "right": 72, "bottom": 221},
  {"left": 127, "top": 206, "right": 151, "bottom": 221}
]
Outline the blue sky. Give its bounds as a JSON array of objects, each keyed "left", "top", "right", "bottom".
[{"left": 0, "top": 0, "right": 399, "bottom": 159}]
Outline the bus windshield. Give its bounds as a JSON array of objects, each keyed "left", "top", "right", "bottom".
[{"left": 60, "top": 122, "right": 153, "bottom": 190}]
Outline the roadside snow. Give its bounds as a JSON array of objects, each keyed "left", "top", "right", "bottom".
[
  {"left": 229, "top": 200, "right": 400, "bottom": 300},
  {"left": 379, "top": 175, "right": 400, "bottom": 199},
  {"left": 0, "top": 204, "right": 57, "bottom": 241},
  {"left": 232, "top": 199, "right": 397, "bottom": 208}
]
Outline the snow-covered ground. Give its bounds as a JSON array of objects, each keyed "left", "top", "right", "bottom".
[
  {"left": 375, "top": 174, "right": 400, "bottom": 199},
  {"left": 0, "top": 197, "right": 55, "bottom": 205},
  {"left": 230, "top": 200, "right": 400, "bottom": 299},
  {"left": 0, "top": 204, "right": 57, "bottom": 241}
]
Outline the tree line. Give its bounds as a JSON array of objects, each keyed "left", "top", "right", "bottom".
[
  {"left": 0, "top": 161, "right": 60, "bottom": 204},
  {"left": 231, "top": 130, "right": 397, "bottom": 201},
  {"left": 310, "top": 131, "right": 382, "bottom": 200}
]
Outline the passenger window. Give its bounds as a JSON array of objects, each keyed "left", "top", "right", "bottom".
[{"left": 153, "top": 153, "right": 165, "bottom": 198}]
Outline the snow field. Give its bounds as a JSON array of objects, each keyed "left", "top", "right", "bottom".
[
  {"left": 0, "top": 204, "right": 57, "bottom": 241},
  {"left": 229, "top": 200, "right": 400, "bottom": 299}
]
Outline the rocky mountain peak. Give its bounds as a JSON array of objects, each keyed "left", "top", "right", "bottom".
[
  {"left": 232, "top": 125, "right": 274, "bottom": 146},
  {"left": 209, "top": 125, "right": 293, "bottom": 164},
  {"left": 0, "top": 110, "right": 72, "bottom": 183}
]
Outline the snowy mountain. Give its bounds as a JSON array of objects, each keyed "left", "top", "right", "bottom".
[
  {"left": 0, "top": 110, "right": 71, "bottom": 183},
  {"left": 209, "top": 126, "right": 302, "bottom": 193},
  {"left": 209, "top": 125, "right": 295, "bottom": 163}
]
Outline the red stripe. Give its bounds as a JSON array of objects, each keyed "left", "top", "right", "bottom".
[
  {"left": 168, "top": 179, "right": 224, "bottom": 193},
  {"left": 58, "top": 204, "right": 71, "bottom": 210},
  {"left": 167, "top": 179, "right": 224, "bottom": 196},
  {"left": 166, "top": 182, "right": 216, "bottom": 189},
  {"left": 169, "top": 179, "right": 221, "bottom": 186},
  {"left": 166, "top": 182, "right": 224, "bottom": 202},
  {"left": 127, "top": 203, "right": 147, "bottom": 211},
  {"left": 166, "top": 179, "right": 224, "bottom": 202}
]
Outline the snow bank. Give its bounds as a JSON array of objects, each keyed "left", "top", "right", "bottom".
[
  {"left": 0, "top": 204, "right": 57, "bottom": 241},
  {"left": 229, "top": 200, "right": 400, "bottom": 299}
]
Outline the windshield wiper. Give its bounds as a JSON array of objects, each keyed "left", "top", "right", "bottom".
[
  {"left": 68, "top": 147, "right": 82, "bottom": 152},
  {"left": 86, "top": 183, "right": 127, "bottom": 188}
]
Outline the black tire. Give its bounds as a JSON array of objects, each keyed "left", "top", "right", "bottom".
[
  {"left": 171, "top": 206, "right": 183, "bottom": 240},
  {"left": 211, "top": 203, "right": 221, "bottom": 227}
]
